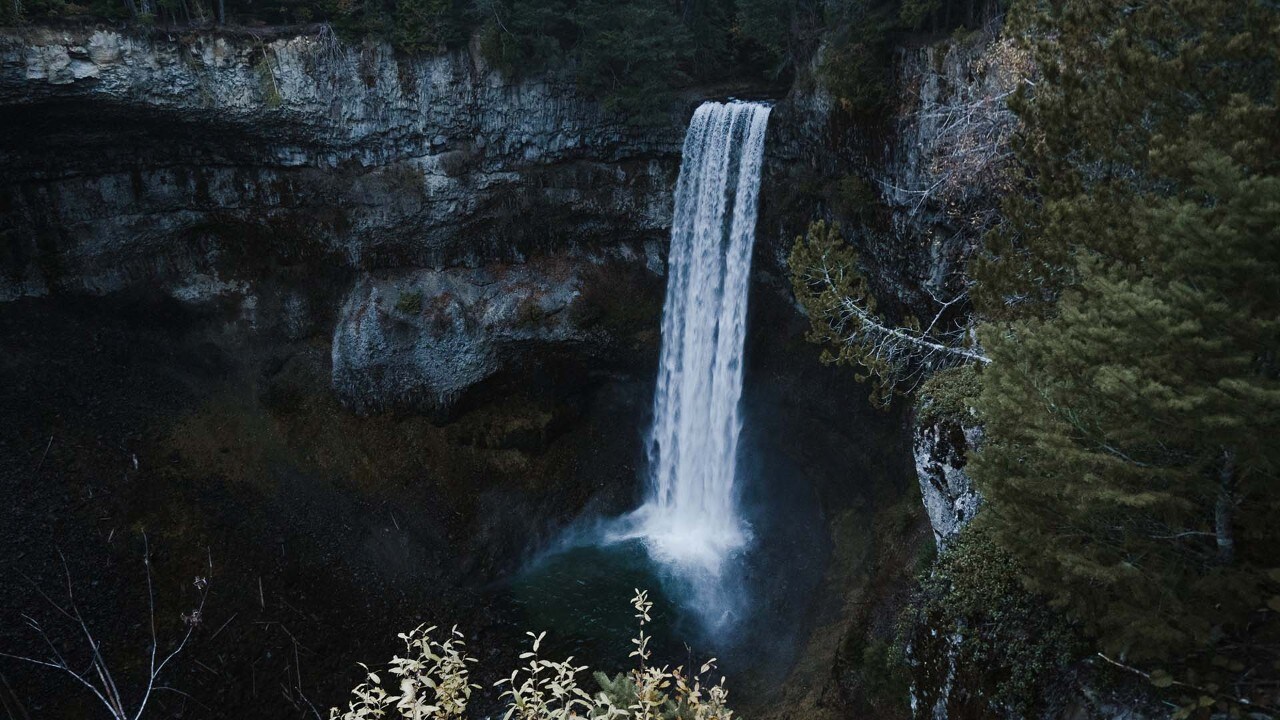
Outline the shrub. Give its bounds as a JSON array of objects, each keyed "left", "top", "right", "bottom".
[
  {"left": 330, "top": 590, "right": 735, "bottom": 720},
  {"left": 914, "top": 364, "right": 979, "bottom": 427},
  {"left": 514, "top": 294, "right": 550, "bottom": 329},
  {"left": 255, "top": 54, "right": 282, "bottom": 108},
  {"left": 830, "top": 173, "right": 883, "bottom": 226},
  {"left": 898, "top": 523, "right": 1080, "bottom": 718}
]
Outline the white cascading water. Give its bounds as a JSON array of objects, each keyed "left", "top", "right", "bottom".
[{"left": 631, "top": 100, "right": 771, "bottom": 577}]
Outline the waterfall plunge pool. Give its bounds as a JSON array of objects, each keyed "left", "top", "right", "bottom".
[{"left": 495, "top": 442, "right": 832, "bottom": 710}]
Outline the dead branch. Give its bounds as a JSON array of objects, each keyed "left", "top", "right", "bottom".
[
  {"left": 0, "top": 540, "right": 212, "bottom": 720},
  {"left": 812, "top": 246, "right": 991, "bottom": 369}
]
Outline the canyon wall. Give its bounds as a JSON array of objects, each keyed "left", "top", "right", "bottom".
[
  {"left": 0, "top": 22, "right": 1066, "bottom": 720},
  {"left": 1, "top": 25, "right": 681, "bottom": 284},
  {"left": 0, "top": 25, "right": 693, "bottom": 415}
]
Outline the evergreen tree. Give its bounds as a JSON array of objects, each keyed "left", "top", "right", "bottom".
[
  {"left": 477, "top": 0, "right": 698, "bottom": 118},
  {"left": 972, "top": 0, "right": 1280, "bottom": 709},
  {"left": 735, "top": 0, "right": 791, "bottom": 58},
  {"left": 571, "top": 0, "right": 693, "bottom": 118},
  {"left": 390, "top": 0, "right": 458, "bottom": 52}
]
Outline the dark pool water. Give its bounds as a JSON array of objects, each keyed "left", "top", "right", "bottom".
[
  {"left": 507, "top": 541, "right": 691, "bottom": 670},
  {"left": 493, "top": 439, "right": 834, "bottom": 709}
]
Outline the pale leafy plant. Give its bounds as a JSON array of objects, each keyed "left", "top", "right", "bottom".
[
  {"left": 497, "top": 630, "right": 595, "bottom": 720},
  {"left": 330, "top": 590, "right": 735, "bottom": 720},
  {"left": 329, "top": 624, "right": 479, "bottom": 720}
]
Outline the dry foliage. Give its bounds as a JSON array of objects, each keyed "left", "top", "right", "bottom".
[
  {"left": 330, "top": 590, "right": 734, "bottom": 720},
  {"left": 884, "top": 34, "right": 1034, "bottom": 227},
  {"left": 0, "top": 540, "right": 212, "bottom": 720}
]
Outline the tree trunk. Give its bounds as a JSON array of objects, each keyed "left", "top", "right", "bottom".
[
  {"left": 1215, "top": 448, "right": 1237, "bottom": 565},
  {"left": 217, "top": 0, "right": 224, "bottom": 24}
]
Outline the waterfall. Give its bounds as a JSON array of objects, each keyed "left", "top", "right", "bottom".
[{"left": 634, "top": 100, "right": 771, "bottom": 576}]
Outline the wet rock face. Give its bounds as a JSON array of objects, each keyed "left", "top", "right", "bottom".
[
  {"left": 331, "top": 256, "right": 629, "bottom": 414},
  {"left": 0, "top": 27, "right": 682, "bottom": 301},
  {"left": 0, "top": 26, "right": 687, "bottom": 412},
  {"left": 913, "top": 418, "right": 982, "bottom": 549},
  {"left": 880, "top": 32, "right": 1024, "bottom": 305}
]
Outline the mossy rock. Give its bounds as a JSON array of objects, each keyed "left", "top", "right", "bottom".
[
  {"left": 898, "top": 523, "right": 1082, "bottom": 718},
  {"left": 570, "top": 262, "right": 663, "bottom": 338},
  {"left": 395, "top": 289, "right": 425, "bottom": 315},
  {"left": 915, "top": 364, "right": 980, "bottom": 427}
]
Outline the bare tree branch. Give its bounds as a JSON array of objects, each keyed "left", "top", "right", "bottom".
[
  {"left": 1, "top": 542, "right": 212, "bottom": 720},
  {"left": 813, "top": 245, "right": 991, "bottom": 366}
]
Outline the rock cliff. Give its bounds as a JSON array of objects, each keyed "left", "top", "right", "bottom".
[
  {"left": 0, "top": 25, "right": 691, "bottom": 415},
  {"left": 0, "top": 25, "right": 680, "bottom": 297},
  {"left": 0, "top": 21, "right": 1026, "bottom": 720},
  {"left": 913, "top": 418, "right": 982, "bottom": 547},
  {"left": 882, "top": 30, "right": 1018, "bottom": 545}
]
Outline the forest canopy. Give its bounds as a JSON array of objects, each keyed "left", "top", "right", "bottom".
[
  {"left": 791, "top": 0, "right": 1280, "bottom": 712},
  {"left": 969, "top": 0, "right": 1280, "bottom": 707}
]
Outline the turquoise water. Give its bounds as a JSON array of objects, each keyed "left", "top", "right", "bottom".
[
  {"left": 496, "top": 437, "right": 836, "bottom": 696},
  {"left": 493, "top": 407, "right": 839, "bottom": 708},
  {"left": 506, "top": 540, "right": 705, "bottom": 674},
  {"left": 496, "top": 513, "right": 824, "bottom": 711}
]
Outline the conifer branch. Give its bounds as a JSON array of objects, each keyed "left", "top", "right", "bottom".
[
  {"left": 789, "top": 220, "right": 988, "bottom": 404},
  {"left": 823, "top": 266, "right": 991, "bottom": 366},
  {"left": 1095, "top": 653, "right": 1272, "bottom": 713}
]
